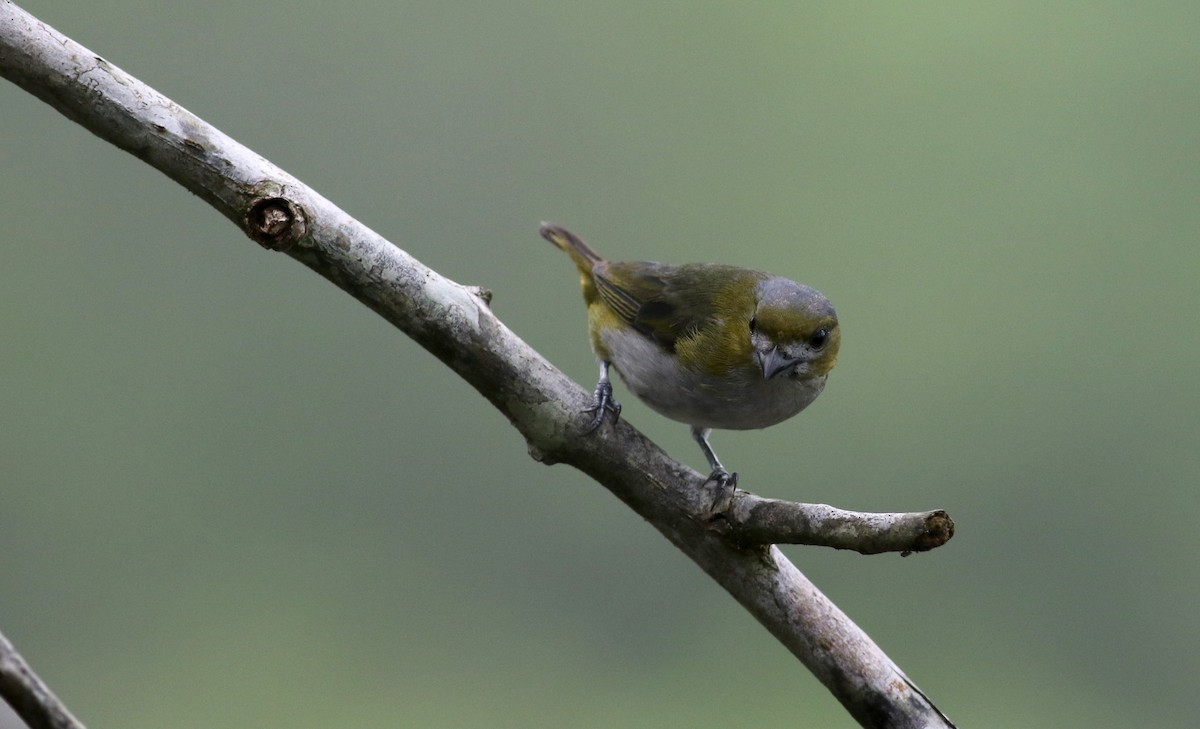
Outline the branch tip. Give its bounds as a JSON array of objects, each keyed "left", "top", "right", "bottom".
[{"left": 710, "top": 489, "right": 955, "bottom": 555}]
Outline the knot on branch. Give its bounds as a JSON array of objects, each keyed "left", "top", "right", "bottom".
[
  {"left": 245, "top": 196, "right": 307, "bottom": 250},
  {"left": 465, "top": 285, "right": 493, "bottom": 305}
]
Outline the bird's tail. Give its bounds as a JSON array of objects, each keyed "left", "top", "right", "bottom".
[{"left": 540, "top": 222, "right": 604, "bottom": 275}]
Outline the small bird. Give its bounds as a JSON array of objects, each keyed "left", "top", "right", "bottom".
[{"left": 541, "top": 222, "right": 840, "bottom": 493}]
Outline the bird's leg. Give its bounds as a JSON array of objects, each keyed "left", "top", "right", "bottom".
[
  {"left": 691, "top": 426, "right": 738, "bottom": 496},
  {"left": 584, "top": 360, "right": 622, "bottom": 433}
]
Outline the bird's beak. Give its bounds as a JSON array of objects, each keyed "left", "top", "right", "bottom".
[{"left": 759, "top": 347, "right": 799, "bottom": 380}]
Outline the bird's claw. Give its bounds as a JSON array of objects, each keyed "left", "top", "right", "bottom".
[
  {"left": 705, "top": 468, "right": 738, "bottom": 509},
  {"left": 706, "top": 468, "right": 738, "bottom": 490},
  {"left": 583, "top": 378, "right": 621, "bottom": 433}
]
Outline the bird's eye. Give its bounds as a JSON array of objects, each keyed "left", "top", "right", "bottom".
[
  {"left": 748, "top": 316, "right": 757, "bottom": 334},
  {"left": 808, "top": 328, "right": 829, "bottom": 349}
]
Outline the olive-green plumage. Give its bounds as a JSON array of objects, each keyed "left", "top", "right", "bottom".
[{"left": 541, "top": 222, "right": 840, "bottom": 489}]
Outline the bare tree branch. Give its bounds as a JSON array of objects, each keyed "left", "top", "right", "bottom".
[
  {"left": 0, "top": 630, "right": 86, "bottom": 729},
  {"left": 0, "top": 2, "right": 955, "bottom": 726},
  {"left": 719, "top": 498, "right": 954, "bottom": 555}
]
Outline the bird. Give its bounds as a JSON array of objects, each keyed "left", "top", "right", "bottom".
[{"left": 541, "top": 222, "right": 840, "bottom": 493}]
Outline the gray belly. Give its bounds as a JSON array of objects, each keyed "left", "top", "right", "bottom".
[{"left": 601, "top": 329, "right": 826, "bottom": 430}]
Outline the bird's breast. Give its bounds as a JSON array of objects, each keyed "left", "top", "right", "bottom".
[{"left": 599, "top": 328, "right": 826, "bottom": 430}]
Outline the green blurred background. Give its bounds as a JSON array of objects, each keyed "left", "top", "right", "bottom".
[{"left": 2, "top": 2, "right": 1197, "bottom": 727}]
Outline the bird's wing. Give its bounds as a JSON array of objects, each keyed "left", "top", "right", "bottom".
[{"left": 593, "top": 261, "right": 731, "bottom": 351}]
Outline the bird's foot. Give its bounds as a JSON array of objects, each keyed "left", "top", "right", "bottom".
[
  {"left": 702, "top": 468, "right": 739, "bottom": 515},
  {"left": 583, "top": 378, "right": 622, "bottom": 433}
]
